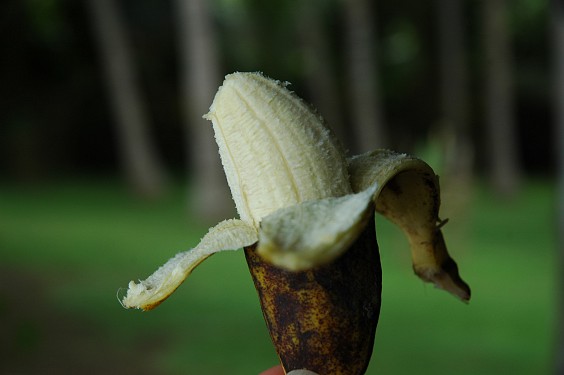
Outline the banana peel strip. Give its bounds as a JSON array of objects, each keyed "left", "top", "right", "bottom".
[
  {"left": 121, "top": 219, "right": 258, "bottom": 310},
  {"left": 348, "top": 149, "right": 470, "bottom": 301},
  {"left": 257, "top": 184, "right": 377, "bottom": 271}
]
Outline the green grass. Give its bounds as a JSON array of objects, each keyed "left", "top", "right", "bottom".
[{"left": 0, "top": 178, "right": 557, "bottom": 374}]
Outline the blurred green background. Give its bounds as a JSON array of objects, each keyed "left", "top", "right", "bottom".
[{"left": 0, "top": 0, "right": 560, "bottom": 374}]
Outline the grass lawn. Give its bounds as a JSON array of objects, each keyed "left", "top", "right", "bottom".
[{"left": 0, "top": 177, "right": 557, "bottom": 374}]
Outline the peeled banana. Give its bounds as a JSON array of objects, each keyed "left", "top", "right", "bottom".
[{"left": 120, "top": 72, "right": 470, "bottom": 374}]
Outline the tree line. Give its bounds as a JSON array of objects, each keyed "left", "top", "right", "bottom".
[{"left": 0, "top": 0, "right": 551, "bottom": 203}]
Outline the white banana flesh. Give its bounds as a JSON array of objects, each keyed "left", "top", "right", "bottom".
[{"left": 204, "top": 73, "right": 351, "bottom": 227}]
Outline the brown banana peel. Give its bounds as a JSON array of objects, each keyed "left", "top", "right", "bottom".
[
  {"left": 119, "top": 72, "right": 470, "bottom": 374},
  {"left": 245, "top": 216, "right": 380, "bottom": 374}
]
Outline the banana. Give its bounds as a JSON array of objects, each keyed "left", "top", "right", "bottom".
[{"left": 119, "top": 72, "right": 470, "bottom": 374}]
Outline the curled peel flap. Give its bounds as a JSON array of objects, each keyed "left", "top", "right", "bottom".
[
  {"left": 348, "top": 149, "right": 470, "bottom": 301},
  {"left": 121, "top": 219, "right": 257, "bottom": 310},
  {"left": 257, "top": 185, "right": 377, "bottom": 271}
]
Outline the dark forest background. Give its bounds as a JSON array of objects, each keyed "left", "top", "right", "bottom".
[{"left": 0, "top": 0, "right": 553, "bottom": 187}]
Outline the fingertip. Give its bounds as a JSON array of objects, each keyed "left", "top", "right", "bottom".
[{"left": 259, "top": 365, "right": 285, "bottom": 375}]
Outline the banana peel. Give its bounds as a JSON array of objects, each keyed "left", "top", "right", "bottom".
[
  {"left": 349, "top": 149, "right": 470, "bottom": 301},
  {"left": 245, "top": 216, "right": 380, "bottom": 374},
  {"left": 119, "top": 72, "right": 470, "bottom": 374}
]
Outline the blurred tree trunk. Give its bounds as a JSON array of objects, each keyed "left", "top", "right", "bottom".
[
  {"left": 297, "top": 1, "right": 348, "bottom": 148},
  {"left": 343, "top": 0, "right": 387, "bottom": 152},
  {"left": 436, "top": 0, "right": 473, "bottom": 183},
  {"left": 87, "top": 0, "right": 167, "bottom": 199},
  {"left": 552, "top": 0, "right": 564, "bottom": 372},
  {"left": 174, "top": 0, "right": 232, "bottom": 222},
  {"left": 482, "top": 0, "right": 521, "bottom": 197}
]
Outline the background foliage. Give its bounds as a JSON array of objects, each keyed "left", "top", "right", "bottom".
[{"left": 0, "top": 0, "right": 558, "bottom": 374}]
